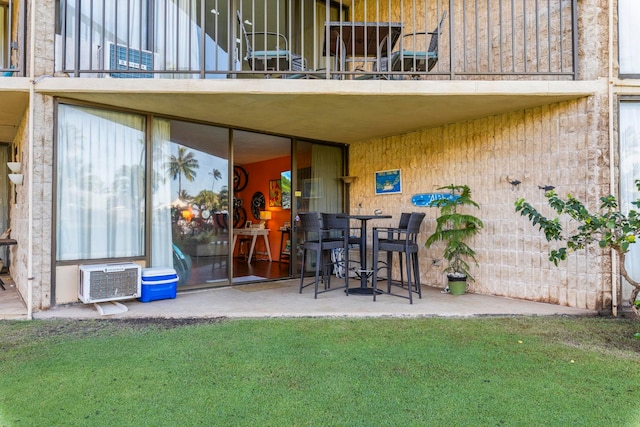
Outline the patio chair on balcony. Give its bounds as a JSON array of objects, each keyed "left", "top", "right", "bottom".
[
  {"left": 358, "top": 10, "right": 447, "bottom": 80},
  {"left": 237, "top": 11, "right": 308, "bottom": 77},
  {"left": 1, "top": 66, "right": 15, "bottom": 77}
]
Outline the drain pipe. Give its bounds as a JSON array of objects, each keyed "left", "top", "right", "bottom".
[
  {"left": 26, "top": 0, "right": 35, "bottom": 319},
  {"left": 608, "top": 0, "right": 617, "bottom": 317}
]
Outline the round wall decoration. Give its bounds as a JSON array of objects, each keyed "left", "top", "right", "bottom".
[
  {"left": 251, "top": 192, "right": 266, "bottom": 220},
  {"left": 233, "top": 165, "right": 248, "bottom": 191}
]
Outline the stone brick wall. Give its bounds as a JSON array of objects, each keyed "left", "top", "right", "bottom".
[
  {"left": 10, "top": 98, "right": 54, "bottom": 312},
  {"left": 10, "top": 2, "right": 56, "bottom": 311},
  {"left": 9, "top": 107, "right": 28, "bottom": 305},
  {"left": 348, "top": 97, "right": 611, "bottom": 310}
]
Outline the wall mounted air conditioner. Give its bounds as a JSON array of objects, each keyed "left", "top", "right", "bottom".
[
  {"left": 78, "top": 263, "right": 142, "bottom": 304},
  {"left": 107, "top": 42, "right": 155, "bottom": 78}
]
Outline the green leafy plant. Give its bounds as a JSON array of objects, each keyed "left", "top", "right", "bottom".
[
  {"left": 515, "top": 181, "right": 640, "bottom": 306},
  {"left": 426, "top": 185, "right": 484, "bottom": 281}
]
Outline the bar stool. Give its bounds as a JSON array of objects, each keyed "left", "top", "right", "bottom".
[
  {"left": 372, "top": 212, "right": 426, "bottom": 303},
  {"left": 298, "top": 212, "right": 349, "bottom": 298},
  {"left": 321, "top": 213, "right": 360, "bottom": 279}
]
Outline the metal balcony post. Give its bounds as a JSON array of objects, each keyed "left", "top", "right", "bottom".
[
  {"left": 572, "top": 0, "right": 578, "bottom": 80},
  {"left": 449, "top": 0, "right": 455, "bottom": 79}
]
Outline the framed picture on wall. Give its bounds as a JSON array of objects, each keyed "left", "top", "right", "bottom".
[
  {"left": 269, "top": 179, "right": 282, "bottom": 207},
  {"left": 280, "top": 170, "right": 291, "bottom": 209},
  {"left": 375, "top": 169, "right": 402, "bottom": 195}
]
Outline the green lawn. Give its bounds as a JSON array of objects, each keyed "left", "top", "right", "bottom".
[{"left": 1, "top": 316, "right": 639, "bottom": 426}]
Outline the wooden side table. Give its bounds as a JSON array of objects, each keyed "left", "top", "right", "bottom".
[{"left": 278, "top": 227, "right": 291, "bottom": 263}]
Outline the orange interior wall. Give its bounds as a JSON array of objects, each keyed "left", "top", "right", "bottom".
[{"left": 238, "top": 156, "right": 291, "bottom": 262}]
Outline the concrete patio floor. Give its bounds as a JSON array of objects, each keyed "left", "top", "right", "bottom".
[{"left": 1, "top": 277, "right": 596, "bottom": 320}]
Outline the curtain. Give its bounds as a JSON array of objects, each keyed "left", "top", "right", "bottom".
[
  {"left": 619, "top": 0, "right": 640, "bottom": 74},
  {"left": 309, "top": 144, "right": 343, "bottom": 213},
  {"left": 155, "top": 0, "right": 200, "bottom": 77},
  {"left": 151, "top": 118, "right": 174, "bottom": 267},
  {"left": 105, "top": 0, "right": 147, "bottom": 49},
  {"left": 0, "top": 6, "right": 6, "bottom": 69},
  {"left": 59, "top": 0, "right": 147, "bottom": 72},
  {"left": 59, "top": 0, "right": 233, "bottom": 78},
  {"left": 620, "top": 102, "right": 640, "bottom": 301},
  {"left": 57, "top": 104, "right": 146, "bottom": 261}
]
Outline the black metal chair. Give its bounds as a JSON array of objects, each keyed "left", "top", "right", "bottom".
[
  {"left": 358, "top": 11, "right": 447, "bottom": 80},
  {"left": 377, "top": 212, "right": 411, "bottom": 284},
  {"left": 372, "top": 212, "right": 426, "bottom": 303},
  {"left": 298, "top": 212, "right": 349, "bottom": 298},
  {"left": 237, "top": 11, "right": 308, "bottom": 76},
  {"left": 321, "top": 213, "right": 361, "bottom": 279},
  {"left": 385, "top": 11, "right": 447, "bottom": 76}
]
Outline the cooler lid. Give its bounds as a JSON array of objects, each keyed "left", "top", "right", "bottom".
[{"left": 142, "top": 267, "right": 177, "bottom": 277}]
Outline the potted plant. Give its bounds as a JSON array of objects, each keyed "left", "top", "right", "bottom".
[{"left": 425, "top": 185, "right": 484, "bottom": 295}]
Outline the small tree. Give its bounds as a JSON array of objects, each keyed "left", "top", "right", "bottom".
[
  {"left": 426, "top": 185, "right": 484, "bottom": 281},
  {"left": 515, "top": 181, "right": 640, "bottom": 307}
]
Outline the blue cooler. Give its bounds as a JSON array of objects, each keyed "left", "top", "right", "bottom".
[{"left": 139, "top": 268, "right": 178, "bottom": 303}]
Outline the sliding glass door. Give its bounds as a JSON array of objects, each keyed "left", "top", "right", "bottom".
[
  {"left": 230, "top": 130, "right": 292, "bottom": 282},
  {"left": 56, "top": 103, "right": 347, "bottom": 296},
  {"left": 155, "top": 121, "right": 230, "bottom": 288},
  {"left": 294, "top": 140, "right": 345, "bottom": 277}
]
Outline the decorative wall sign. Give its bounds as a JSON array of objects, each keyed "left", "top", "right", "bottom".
[
  {"left": 411, "top": 193, "right": 460, "bottom": 207},
  {"left": 375, "top": 169, "right": 402, "bottom": 195},
  {"left": 269, "top": 179, "right": 282, "bottom": 207}
]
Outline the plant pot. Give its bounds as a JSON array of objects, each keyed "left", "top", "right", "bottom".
[{"left": 447, "top": 276, "right": 467, "bottom": 295}]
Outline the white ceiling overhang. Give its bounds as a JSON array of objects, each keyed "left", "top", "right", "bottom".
[
  {"left": 1, "top": 77, "right": 602, "bottom": 145},
  {"left": 0, "top": 77, "right": 30, "bottom": 143}
]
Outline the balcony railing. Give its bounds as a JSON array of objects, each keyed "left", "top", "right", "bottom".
[
  {"left": 0, "top": 0, "right": 23, "bottom": 77},
  {"left": 55, "top": 0, "right": 577, "bottom": 81}
]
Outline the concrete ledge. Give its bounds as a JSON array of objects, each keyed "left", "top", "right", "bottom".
[{"left": 32, "top": 279, "right": 596, "bottom": 320}]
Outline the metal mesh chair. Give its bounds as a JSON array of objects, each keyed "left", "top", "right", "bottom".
[
  {"left": 376, "top": 212, "right": 411, "bottom": 283},
  {"left": 321, "top": 213, "right": 361, "bottom": 278},
  {"left": 237, "top": 11, "right": 307, "bottom": 76},
  {"left": 361, "top": 11, "right": 447, "bottom": 80},
  {"left": 298, "top": 212, "right": 349, "bottom": 298},
  {"left": 372, "top": 212, "right": 426, "bottom": 303}
]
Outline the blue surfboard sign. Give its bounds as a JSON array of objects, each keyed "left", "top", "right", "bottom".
[{"left": 411, "top": 193, "right": 459, "bottom": 207}]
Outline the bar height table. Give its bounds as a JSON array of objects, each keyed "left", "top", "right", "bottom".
[
  {"left": 323, "top": 21, "right": 403, "bottom": 76},
  {"left": 337, "top": 214, "right": 392, "bottom": 294}
]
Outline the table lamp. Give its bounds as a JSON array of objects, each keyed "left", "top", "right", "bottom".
[
  {"left": 259, "top": 210, "right": 272, "bottom": 229},
  {"left": 181, "top": 209, "right": 193, "bottom": 222}
]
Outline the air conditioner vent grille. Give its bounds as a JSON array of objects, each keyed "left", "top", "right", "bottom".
[
  {"left": 109, "top": 43, "right": 154, "bottom": 78},
  {"left": 79, "top": 263, "right": 141, "bottom": 304}
]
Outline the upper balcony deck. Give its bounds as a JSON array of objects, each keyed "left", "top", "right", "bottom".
[
  {"left": 2, "top": 1, "right": 596, "bottom": 145},
  {"left": 51, "top": 0, "right": 577, "bottom": 81},
  {"left": 0, "top": 0, "right": 22, "bottom": 77}
]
